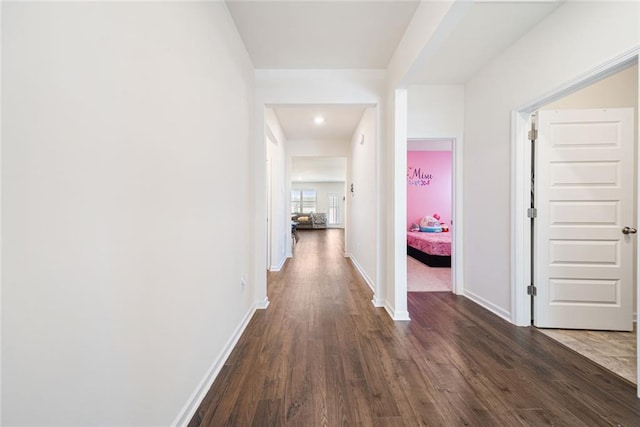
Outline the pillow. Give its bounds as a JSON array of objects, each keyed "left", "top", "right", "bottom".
[
  {"left": 298, "top": 216, "right": 309, "bottom": 221},
  {"left": 312, "top": 213, "right": 326, "bottom": 222}
]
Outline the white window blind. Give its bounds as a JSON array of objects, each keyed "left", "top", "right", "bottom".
[{"left": 291, "top": 189, "right": 316, "bottom": 213}]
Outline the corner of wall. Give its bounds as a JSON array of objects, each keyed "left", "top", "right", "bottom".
[
  {"left": 348, "top": 255, "right": 375, "bottom": 294},
  {"left": 269, "top": 255, "right": 288, "bottom": 272},
  {"left": 383, "top": 300, "right": 410, "bottom": 321},
  {"left": 463, "top": 290, "right": 511, "bottom": 323}
]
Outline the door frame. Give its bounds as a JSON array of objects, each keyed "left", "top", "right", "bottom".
[
  {"left": 406, "top": 138, "right": 459, "bottom": 294},
  {"left": 511, "top": 48, "right": 639, "bottom": 393}
]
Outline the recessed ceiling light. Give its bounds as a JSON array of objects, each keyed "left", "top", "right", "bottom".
[{"left": 314, "top": 116, "right": 325, "bottom": 125}]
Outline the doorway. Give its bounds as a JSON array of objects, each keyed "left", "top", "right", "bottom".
[
  {"left": 406, "top": 139, "right": 453, "bottom": 292},
  {"left": 262, "top": 104, "right": 379, "bottom": 299},
  {"left": 512, "top": 54, "right": 638, "bottom": 392},
  {"left": 291, "top": 156, "right": 347, "bottom": 237},
  {"left": 289, "top": 166, "right": 346, "bottom": 258}
]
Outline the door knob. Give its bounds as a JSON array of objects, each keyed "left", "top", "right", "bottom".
[{"left": 622, "top": 226, "right": 637, "bottom": 234}]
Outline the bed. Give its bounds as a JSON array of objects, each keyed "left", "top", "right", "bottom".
[{"left": 407, "top": 231, "right": 451, "bottom": 267}]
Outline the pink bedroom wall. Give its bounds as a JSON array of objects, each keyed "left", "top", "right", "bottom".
[{"left": 407, "top": 150, "right": 452, "bottom": 229}]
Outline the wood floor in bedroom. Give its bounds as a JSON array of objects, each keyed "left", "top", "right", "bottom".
[{"left": 189, "top": 229, "right": 640, "bottom": 426}]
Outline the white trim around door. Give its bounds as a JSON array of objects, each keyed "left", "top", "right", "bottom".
[{"left": 511, "top": 47, "right": 639, "bottom": 395}]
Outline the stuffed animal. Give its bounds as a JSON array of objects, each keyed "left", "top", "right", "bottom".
[{"left": 419, "top": 215, "right": 442, "bottom": 232}]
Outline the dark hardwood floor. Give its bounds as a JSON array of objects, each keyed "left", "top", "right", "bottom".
[{"left": 190, "top": 229, "right": 640, "bottom": 426}]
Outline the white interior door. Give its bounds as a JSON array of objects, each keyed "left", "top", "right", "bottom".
[{"left": 535, "top": 108, "right": 635, "bottom": 331}]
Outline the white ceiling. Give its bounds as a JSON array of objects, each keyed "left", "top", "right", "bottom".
[
  {"left": 239, "top": 1, "right": 564, "bottom": 180},
  {"left": 409, "top": 1, "right": 562, "bottom": 84},
  {"left": 228, "top": 1, "right": 562, "bottom": 85},
  {"left": 273, "top": 104, "right": 368, "bottom": 140},
  {"left": 292, "top": 157, "right": 346, "bottom": 182},
  {"left": 226, "top": 1, "right": 420, "bottom": 69}
]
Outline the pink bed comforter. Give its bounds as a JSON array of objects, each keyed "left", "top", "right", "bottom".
[{"left": 407, "top": 231, "right": 451, "bottom": 256}]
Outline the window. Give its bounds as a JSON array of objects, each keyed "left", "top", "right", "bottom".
[
  {"left": 291, "top": 189, "right": 316, "bottom": 213},
  {"left": 328, "top": 193, "right": 341, "bottom": 225}
]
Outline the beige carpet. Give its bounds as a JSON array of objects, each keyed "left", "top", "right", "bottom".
[{"left": 407, "top": 255, "right": 451, "bottom": 292}]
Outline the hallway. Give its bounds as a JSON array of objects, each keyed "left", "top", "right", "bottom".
[{"left": 190, "top": 229, "right": 640, "bottom": 426}]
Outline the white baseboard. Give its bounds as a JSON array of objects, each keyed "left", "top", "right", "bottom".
[
  {"left": 269, "top": 255, "right": 287, "bottom": 272},
  {"left": 345, "top": 255, "right": 409, "bottom": 321},
  {"left": 171, "top": 301, "right": 261, "bottom": 427},
  {"left": 383, "top": 300, "right": 410, "bottom": 321},
  {"left": 464, "top": 289, "right": 511, "bottom": 323},
  {"left": 344, "top": 254, "right": 411, "bottom": 322},
  {"left": 256, "top": 297, "right": 270, "bottom": 309},
  {"left": 347, "top": 255, "right": 375, "bottom": 294},
  {"left": 371, "top": 297, "right": 384, "bottom": 308}
]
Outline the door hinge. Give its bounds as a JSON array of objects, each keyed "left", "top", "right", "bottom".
[
  {"left": 529, "top": 115, "right": 538, "bottom": 141},
  {"left": 527, "top": 285, "right": 537, "bottom": 296},
  {"left": 527, "top": 207, "right": 537, "bottom": 219}
]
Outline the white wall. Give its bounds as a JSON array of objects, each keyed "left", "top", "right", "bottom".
[
  {"left": 408, "top": 140, "right": 453, "bottom": 151},
  {"left": 407, "top": 85, "right": 464, "bottom": 139},
  {"left": 0, "top": 2, "right": 4, "bottom": 422},
  {"left": 287, "top": 139, "right": 350, "bottom": 158},
  {"left": 2, "top": 2, "right": 256, "bottom": 425},
  {"left": 265, "top": 109, "right": 288, "bottom": 268},
  {"left": 464, "top": 1, "right": 639, "bottom": 318},
  {"left": 347, "top": 108, "right": 379, "bottom": 291},
  {"left": 256, "top": 70, "right": 386, "bottom": 105},
  {"left": 291, "top": 182, "right": 346, "bottom": 227}
]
